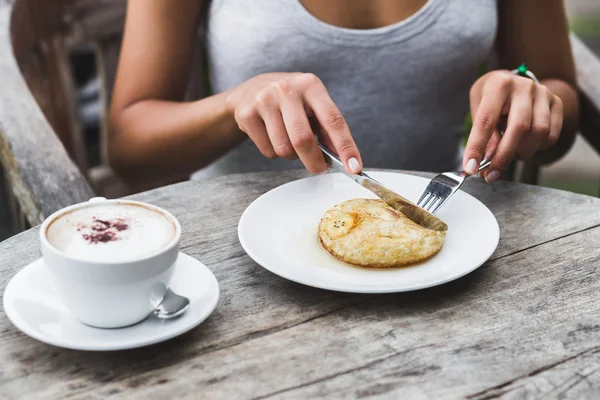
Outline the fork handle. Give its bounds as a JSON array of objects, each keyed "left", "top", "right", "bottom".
[
  {"left": 476, "top": 125, "right": 505, "bottom": 172},
  {"left": 478, "top": 155, "right": 493, "bottom": 171}
]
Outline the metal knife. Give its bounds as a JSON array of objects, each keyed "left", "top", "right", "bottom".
[{"left": 318, "top": 143, "right": 448, "bottom": 232}]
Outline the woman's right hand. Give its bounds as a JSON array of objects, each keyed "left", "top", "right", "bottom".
[{"left": 225, "top": 73, "right": 362, "bottom": 174}]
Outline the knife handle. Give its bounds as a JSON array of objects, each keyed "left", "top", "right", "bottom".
[
  {"left": 318, "top": 143, "right": 356, "bottom": 174},
  {"left": 318, "top": 143, "right": 343, "bottom": 169},
  {"left": 318, "top": 143, "right": 367, "bottom": 185}
]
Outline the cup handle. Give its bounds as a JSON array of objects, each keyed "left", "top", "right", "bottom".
[{"left": 88, "top": 197, "right": 107, "bottom": 203}]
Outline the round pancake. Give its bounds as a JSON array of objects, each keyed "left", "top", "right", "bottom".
[{"left": 318, "top": 199, "right": 446, "bottom": 268}]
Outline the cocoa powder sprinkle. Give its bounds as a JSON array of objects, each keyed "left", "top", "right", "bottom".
[
  {"left": 82, "top": 231, "right": 116, "bottom": 244},
  {"left": 77, "top": 217, "right": 130, "bottom": 244}
]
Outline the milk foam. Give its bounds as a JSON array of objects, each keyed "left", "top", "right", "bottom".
[{"left": 46, "top": 204, "right": 176, "bottom": 262}]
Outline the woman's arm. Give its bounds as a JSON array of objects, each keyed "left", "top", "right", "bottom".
[
  {"left": 462, "top": 0, "right": 579, "bottom": 182},
  {"left": 109, "top": 0, "right": 241, "bottom": 184},
  {"left": 110, "top": 1, "right": 361, "bottom": 185}
]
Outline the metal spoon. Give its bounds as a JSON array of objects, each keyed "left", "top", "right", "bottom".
[{"left": 153, "top": 289, "right": 190, "bottom": 319}]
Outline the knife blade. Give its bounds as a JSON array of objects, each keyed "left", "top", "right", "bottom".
[{"left": 318, "top": 143, "right": 448, "bottom": 232}]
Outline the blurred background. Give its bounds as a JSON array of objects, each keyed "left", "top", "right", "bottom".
[
  {"left": 543, "top": 0, "right": 600, "bottom": 195},
  {"left": 1, "top": 0, "right": 599, "bottom": 242}
]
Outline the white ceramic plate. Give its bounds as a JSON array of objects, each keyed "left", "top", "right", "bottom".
[
  {"left": 3, "top": 253, "right": 219, "bottom": 351},
  {"left": 239, "top": 172, "right": 499, "bottom": 293}
]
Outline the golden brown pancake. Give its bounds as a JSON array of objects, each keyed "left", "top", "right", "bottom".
[{"left": 318, "top": 199, "right": 446, "bottom": 268}]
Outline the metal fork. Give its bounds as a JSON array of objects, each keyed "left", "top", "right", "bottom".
[{"left": 417, "top": 156, "right": 493, "bottom": 214}]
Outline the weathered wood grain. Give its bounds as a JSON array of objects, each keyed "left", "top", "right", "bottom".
[
  {"left": 248, "top": 225, "right": 600, "bottom": 400},
  {"left": 65, "top": 0, "right": 126, "bottom": 44},
  {"left": 1, "top": 171, "right": 600, "bottom": 398},
  {"left": 34, "top": 225, "right": 600, "bottom": 400},
  {"left": 0, "top": 0, "right": 94, "bottom": 226},
  {"left": 468, "top": 346, "right": 600, "bottom": 399},
  {"left": 12, "top": 0, "right": 87, "bottom": 168}
]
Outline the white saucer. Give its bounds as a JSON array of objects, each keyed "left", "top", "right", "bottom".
[
  {"left": 239, "top": 172, "right": 499, "bottom": 293},
  {"left": 2, "top": 253, "right": 219, "bottom": 351}
]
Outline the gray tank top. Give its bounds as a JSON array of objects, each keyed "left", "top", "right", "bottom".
[{"left": 192, "top": 0, "right": 498, "bottom": 180}]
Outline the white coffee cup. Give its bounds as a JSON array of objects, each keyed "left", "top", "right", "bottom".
[{"left": 39, "top": 197, "right": 182, "bottom": 328}]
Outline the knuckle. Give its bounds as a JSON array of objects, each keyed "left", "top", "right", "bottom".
[
  {"left": 511, "top": 118, "right": 531, "bottom": 134},
  {"left": 254, "top": 90, "right": 271, "bottom": 110},
  {"left": 274, "top": 143, "right": 294, "bottom": 158},
  {"left": 494, "top": 73, "right": 513, "bottom": 91},
  {"left": 236, "top": 105, "right": 257, "bottom": 122},
  {"left": 537, "top": 84, "right": 550, "bottom": 98},
  {"left": 291, "top": 132, "right": 314, "bottom": 151},
  {"left": 298, "top": 72, "right": 321, "bottom": 87},
  {"left": 520, "top": 78, "right": 535, "bottom": 94},
  {"left": 235, "top": 107, "right": 257, "bottom": 132},
  {"left": 258, "top": 145, "right": 277, "bottom": 159},
  {"left": 532, "top": 120, "right": 551, "bottom": 136},
  {"left": 325, "top": 110, "right": 347, "bottom": 130},
  {"left": 252, "top": 141, "right": 277, "bottom": 159},
  {"left": 273, "top": 79, "right": 293, "bottom": 96},
  {"left": 288, "top": 121, "right": 313, "bottom": 139}
]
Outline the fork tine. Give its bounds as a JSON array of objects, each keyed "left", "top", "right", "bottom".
[
  {"left": 417, "top": 190, "right": 430, "bottom": 206},
  {"left": 421, "top": 193, "right": 436, "bottom": 209},
  {"left": 417, "top": 192, "right": 432, "bottom": 207},
  {"left": 425, "top": 195, "right": 440, "bottom": 212},
  {"left": 417, "top": 169, "right": 469, "bottom": 214},
  {"left": 418, "top": 192, "right": 433, "bottom": 208}
]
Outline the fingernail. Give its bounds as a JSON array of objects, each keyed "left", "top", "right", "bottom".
[
  {"left": 486, "top": 170, "right": 500, "bottom": 183},
  {"left": 465, "top": 158, "right": 478, "bottom": 174},
  {"left": 348, "top": 157, "right": 361, "bottom": 174}
]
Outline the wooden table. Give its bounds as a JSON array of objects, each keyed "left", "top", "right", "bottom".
[{"left": 2, "top": 170, "right": 600, "bottom": 399}]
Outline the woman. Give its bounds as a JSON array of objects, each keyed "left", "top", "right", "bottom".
[{"left": 109, "top": 0, "right": 578, "bottom": 185}]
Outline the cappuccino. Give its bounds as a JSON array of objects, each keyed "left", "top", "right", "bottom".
[{"left": 46, "top": 203, "right": 176, "bottom": 262}]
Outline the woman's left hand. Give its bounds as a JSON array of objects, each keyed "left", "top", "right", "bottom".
[{"left": 462, "top": 70, "right": 563, "bottom": 183}]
